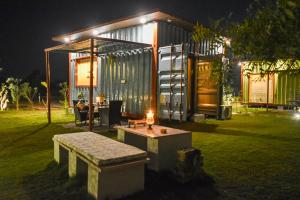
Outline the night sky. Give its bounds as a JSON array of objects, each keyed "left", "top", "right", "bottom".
[{"left": 0, "top": 0, "right": 253, "bottom": 82}]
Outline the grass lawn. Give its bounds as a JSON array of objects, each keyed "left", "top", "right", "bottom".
[{"left": 0, "top": 109, "right": 300, "bottom": 200}]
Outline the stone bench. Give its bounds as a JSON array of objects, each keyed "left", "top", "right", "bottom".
[{"left": 53, "top": 132, "right": 147, "bottom": 200}]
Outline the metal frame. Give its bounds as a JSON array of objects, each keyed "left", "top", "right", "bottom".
[{"left": 44, "top": 37, "right": 151, "bottom": 131}]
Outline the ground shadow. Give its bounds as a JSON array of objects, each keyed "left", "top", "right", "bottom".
[
  {"left": 22, "top": 161, "right": 218, "bottom": 200},
  {"left": 121, "top": 170, "right": 218, "bottom": 200},
  {"left": 22, "top": 162, "right": 89, "bottom": 200}
]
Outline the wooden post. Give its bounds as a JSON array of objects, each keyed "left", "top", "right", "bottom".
[
  {"left": 45, "top": 51, "right": 51, "bottom": 124},
  {"left": 89, "top": 38, "right": 94, "bottom": 131},
  {"left": 151, "top": 23, "right": 158, "bottom": 116}
]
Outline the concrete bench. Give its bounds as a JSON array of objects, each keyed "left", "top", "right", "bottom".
[{"left": 53, "top": 132, "right": 147, "bottom": 200}]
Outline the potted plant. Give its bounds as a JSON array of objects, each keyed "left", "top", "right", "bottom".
[{"left": 77, "top": 91, "right": 84, "bottom": 100}]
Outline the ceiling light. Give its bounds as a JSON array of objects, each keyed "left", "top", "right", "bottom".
[
  {"left": 64, "top": 37, "right": 70, "bottom": 43},
  {"left": 167, "top": 19, "right": 172, "bottom": 23},
  {"left": 140, "top": 17, "right": 147, "bottom": 24},
  {"left": 92, "top": 30, "right": 98, "bottom": 36}
]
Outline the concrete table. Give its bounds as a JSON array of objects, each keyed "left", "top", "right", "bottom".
[
  {"left": 53, "top": 132, "right": 147, "bottom": 200},
  {"left": 117, "top": 125, "right": 192, "bottom": 171}
]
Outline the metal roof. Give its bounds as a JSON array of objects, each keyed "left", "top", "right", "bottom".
[
  {"left": 45, "top": 36, "right": 152, "bottom": 54},
  {"left": 52, "top": 11, "right": 194, "bottom": 43}
]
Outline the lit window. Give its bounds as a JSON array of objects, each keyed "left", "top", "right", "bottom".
[{"left": 75, "top": 57, "right": 98, "bottom": 87}]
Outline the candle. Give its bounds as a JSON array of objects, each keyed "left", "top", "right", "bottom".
[{"left": 146, "top": 110, "right": 154, "bottom": 129}]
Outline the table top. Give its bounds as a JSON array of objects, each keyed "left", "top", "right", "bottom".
[
  {"left": 53, "top": 132, "right": 147, "bottom": 167},
  {"left": 117, "top": 125, "right": 191, "bottom": 139}
]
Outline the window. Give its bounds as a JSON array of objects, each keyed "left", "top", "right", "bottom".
[
  {"left": 75, "top": 57, "right": 98, "bottom": 87},
  {"left": 249, "top": 74, "right": 274, "bottom": 103}
]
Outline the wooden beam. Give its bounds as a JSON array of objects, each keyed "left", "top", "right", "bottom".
[
  {"left": 151, "top": 22, "right": 158, "bottom": 116},
  {"left": 89, "top": 38, "right": 94, "bottom": 131},
  {"left": 68, "top": 53, "right": 72, "bottom": 106},
  {"left": 45, "top": 51, "right": 51, "bottom": 123}
]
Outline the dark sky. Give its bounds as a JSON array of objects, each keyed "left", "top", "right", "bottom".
[{"left": 0, "top": 0, "right": 254, "bottom": 82}]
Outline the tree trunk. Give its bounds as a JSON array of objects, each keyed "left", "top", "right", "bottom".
[
  {"left": 266, "top": 73, "right": 269, "bottom": 112},
  {"left": 16, "top": 100, "right": 19, "bottom": 111}
]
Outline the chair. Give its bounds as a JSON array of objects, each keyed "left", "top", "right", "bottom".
[
  {"left": 73, "top": 100, "right": 89, "bottom": 125},
  {"left": 109, "top": 100, "right": 123, "bottom": 126},
  {"left": 72, "top": 99, "right": 86, "bottom": 107},
  {"left": 74, "top": 106, "right": 88, "bottom": 125},
  {"left": 98, "top": 100, "right": 122, "bottom": 127}
]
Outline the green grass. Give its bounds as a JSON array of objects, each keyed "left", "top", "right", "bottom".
[{"left": 0, "top": 110, "right": 300, "bottom": 200}]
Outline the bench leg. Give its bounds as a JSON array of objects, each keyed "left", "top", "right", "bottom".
[
  {"left": 69, "top": 150, "right": 88, "bottom": 178},
  {"left": 69, "top": 150, "right": 77, "bottom": 177},
  {"left": 53, "top": 141, "right": 68, "bottom": 165}
]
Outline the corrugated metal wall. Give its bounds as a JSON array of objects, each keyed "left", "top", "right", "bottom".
[
  {"left": 100, "top": 21, "right": 193, "bottom": 47},
  {"left": 70, "top": 49, "right": 152, "bottom": 115},
  {"left": 100, "top": 22, "right": 155, "bottom": 44},
  {"left": 196, "top": 40, "right": 224, "bottom": 56},
  {"left": 157, "top": 21, "right": 191, "bottom": 47},
  {"left": 275, "top": 73, "right": 300, "bottom": 104}
]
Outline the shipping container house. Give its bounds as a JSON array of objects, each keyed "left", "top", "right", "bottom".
[{"left": 46, "top": 10, "right": 225, "bottom": 124}]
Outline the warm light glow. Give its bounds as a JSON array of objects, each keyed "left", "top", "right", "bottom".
[
  {"left": 92, "top": 30, "right": 98, "bottom": 36},
  {"left": 224, "top": 38, "right": 231, "bottom": 46},
  {"left": 238, "top": 62, "right": 242, "bottom": 66},
  {"left": 96, "top": 95, "right": 105, "bottom": 104},
  {"left": 146, "top": 110, "right": 155, "bottom": 129},
  {"left": 167, "top": 19, "right": 172, "bottom": 23},
  {"left": 142, "top": 22, "right": 155, "bottom": 44},
  {"left": 294, "top": 113, "right": 300, "bottom": 119},
  {"left": 140, "top": 17, "right": 147, "bottom": 24},
  {"left": 76, "top": 59, "right": 97, "bottom": 87},
  {"left": 64, "top": 37, "right": 70, "bottom": 43},
  {"left": 96, "top": 96, "right": 100, "bottom": 103}
]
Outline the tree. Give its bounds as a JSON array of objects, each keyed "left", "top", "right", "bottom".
[
  {"left": 229, "top": 0, "right": 300, "bottom": 74},
  {"left": 6, "top": 78, "right": 22, "bottom": 110},
  {"left": 59, "top": 82, "right": 69, "bottom": 114},
  {"left": 0, "top": 83, "right": 9, "bottom": 111},
  {"left": 21, "top": 82, "right": 38, "bottom": 109}
]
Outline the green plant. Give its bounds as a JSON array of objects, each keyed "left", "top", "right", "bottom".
[
  {"left": 21, "top": 82, "right": 38, "bottom": 109},
  {"left": 6, "top": 77, "right": 22, "bottom": 110},
  {"left": 223, "top": 85, "right": 234, "bottom": 106},
  {"left": 77, "top": 91, "right": 84, "bottom": 99},
  {"left": 59, "top": 82, "right": 69, "bottom": 114},
  {"left": 40, "top": 82, "right": 47, "bottom": 108}
]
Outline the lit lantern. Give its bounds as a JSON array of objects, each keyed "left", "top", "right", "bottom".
[
  {"left": 96, "top": 95, "right": 105, "bottom": 105},
  {"left": 146, "top": 110, "right": 154, "bottom": 129},
  {"left": 96, "top": 96, "right": 101, "bottom": 104}
]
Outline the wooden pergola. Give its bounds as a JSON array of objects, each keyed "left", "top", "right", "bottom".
[{"left": 44, "top": 36, "right": 151, "bottom": 131}]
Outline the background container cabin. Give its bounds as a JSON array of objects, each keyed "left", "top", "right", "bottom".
[{"left": 241, "top": 61, "right": 300, "bottom": 106}]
